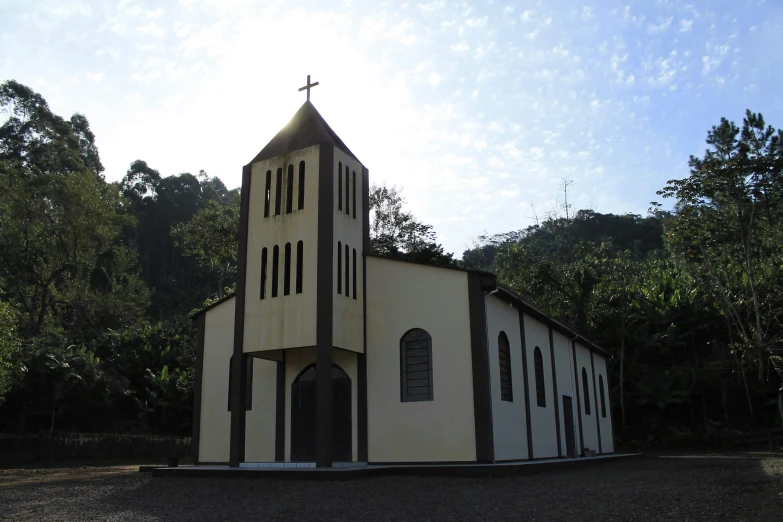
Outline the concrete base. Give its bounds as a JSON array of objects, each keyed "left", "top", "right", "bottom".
[{"left": 147, "top": 453, "right": 641, "bottom": 480}]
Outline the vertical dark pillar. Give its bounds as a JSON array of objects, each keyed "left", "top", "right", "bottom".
[
  {"left": 548, "top": 327, "right": 562, "bottom": 458},
  {"left": 590, "top": 351, "right": 603, "bottom": 454},
  {"left": 316, "top": 144, "right": 335, "bottom": 467},
  {"left": 229, "top": 164, "right": 252, "bottom": 467},
  {"left": 518, "top": 311, "right": 534, "bottom": 460},
  {"left": 606, "top": 368, "right": 616, "bottom": 454},
  {"left": 358, "top": 166, "right": 370, "bottom": 463},
  {"left": 572, "top": 340, "right": 585, "bottom": 456},
  {"left": 468, "top": 273, "right": 494, "bottom": 463},
  {"left": 191, "top": 314, "right": 206, "bottom": 464},
  {"left": 275, "top": 356, "right": 285, "bottom": 462}
]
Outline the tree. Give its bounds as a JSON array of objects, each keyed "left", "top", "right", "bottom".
[{"left": 0, "top": 298, "right": 19, "bottom": 404}]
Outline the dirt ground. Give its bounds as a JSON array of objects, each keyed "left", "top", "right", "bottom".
[{"left": 0, "top": 451, "right": 781, "bottom": 521}]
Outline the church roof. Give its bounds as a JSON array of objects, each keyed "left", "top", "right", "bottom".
[{"left": 247, "top": 100, "right": 360, "bottom": 165}]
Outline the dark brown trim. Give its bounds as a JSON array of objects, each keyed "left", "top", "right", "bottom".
[
  {"left": 316, "top": 143, "right": 335, "bottom": 467},
  {"left": 572, "top": 340, "right": 585, "bottom": 456},
  {"left": 229, "top": 164, "right": 252, "bottom": 467},
  {"left": 518, "top": 311, "right": 534, "bottom": 460},
  {"left": 275, "top": 356, "right": 285, "bottom": 462},
  {"left": 548, "top": 326, "right": 562, "bottom": 458},
  {"left": 358, "top": 165, "right": 370, "bottom": 462},
  {"left": 357, "top": 352, "right": 367, "bottom": 462},
  {"left": 590, "top": 351, "right": 603, "bottom": 454},
  {"left": 191, "top": 314, "right": 206, "bottom": 464},
  {"left": 468, "top": 273, "right": 494, "bottom": 463},
  {"left": 606, "top": 367, "right": 617, "bottom": 452}
]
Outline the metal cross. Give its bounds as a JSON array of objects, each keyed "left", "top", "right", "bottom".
[{"left": 298, "top": 75, "right": 319, "bottom": 101}]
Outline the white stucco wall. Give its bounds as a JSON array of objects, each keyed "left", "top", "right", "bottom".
[
  {"left": 198, "top": 299, "right": 234, "bottom": 463},
  {"left": 243, "top": 357, "right": 278, "bottom": 462},
  {"left": 366, "top": 257, "right": 476, "bottom": 463},
  {"left": 593, "top": 354, "right": 615, "bottom": 453},
  {"left": 283, "top": 347, "right": 358, "bottom": 462},
  {"left": 552, "top": 330, "right": 580, "bottom": 457},
  {"left": 523, "top": 314, "right": 559, "bottom": 458},
  {"left": 332, "top": 149, "right": 364, "bottom": 354},
  {"left": 244, "top": 145, "right": 320, "bottom": 353},
  {"left": 575, "top": 342, "right": 599, "bottom": 453},
  {"left": 486, "top": 295, "right": 528, "bottom": 461}
]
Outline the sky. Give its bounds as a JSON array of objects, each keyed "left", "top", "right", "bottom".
[{"left": 2, "top": 0, "right": 781, "bottom": 257}]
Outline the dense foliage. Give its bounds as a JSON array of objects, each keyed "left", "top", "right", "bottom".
[{"left": 1, "top": 80, "right": 780, "bottom": 446}]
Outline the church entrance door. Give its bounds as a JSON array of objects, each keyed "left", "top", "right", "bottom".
[{"left": 290, "top": 363, "right": 352, "bottom": 462}]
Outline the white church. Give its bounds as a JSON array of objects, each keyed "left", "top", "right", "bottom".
[{"left": 191, "top": 88, "right": 615, "bottom": 468}]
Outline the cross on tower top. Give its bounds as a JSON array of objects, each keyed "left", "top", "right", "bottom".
[{"left": 298, "top": 75, "right": 319, "bottom": 101}]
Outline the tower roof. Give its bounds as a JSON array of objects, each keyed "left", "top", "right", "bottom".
[{"left": 247, "top": 100, "right": 360, "bottom": 165}]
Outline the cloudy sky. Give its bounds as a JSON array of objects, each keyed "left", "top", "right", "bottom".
[{"left": 2, "top": 0, "right": 781, "bottom": 256}]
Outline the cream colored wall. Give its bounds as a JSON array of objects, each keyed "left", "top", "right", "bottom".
[
  {"left": 244, "top": 145, "right": 320, "bottom": 353},
  {"left": 486, "top": 295, "right": 528, "bottom": 461},
  {"left": 575, "top": 342, "right": 599, "bottom": 452},
  {"left": 523, "top": 314, "right": 559, "bottom": 458},
  {"left": 366, "top": 257, "right": 476, "bottom": 463},
  {"left": 332, "top": 149, "right": 364, "bottom": 354},
  {"left": 243, "top": 357, "right": 278, "bottom": 462},
  {"left": 198, "top": 298, "right": 234, "bottom": 463},
  {"left": 552, "top": 330, "right": 580, "bottom": 456},
  {"left": 593, "top": 354, "right": 615, "bottom": 453},
  {"left": 283, "top": 347, "right": 358, "bottom": 462}
]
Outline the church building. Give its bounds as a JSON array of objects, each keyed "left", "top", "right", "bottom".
[{"left": 191, "top": 91, "right": 615, "bottom": 468}]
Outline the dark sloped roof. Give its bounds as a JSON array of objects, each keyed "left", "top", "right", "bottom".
[{"left": 247, "top": 100, "right": 360, "bottom": 165}]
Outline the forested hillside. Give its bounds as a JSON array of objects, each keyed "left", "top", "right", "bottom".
[{"left": 1, "top": 79, "right": 781, "bottom": 446}]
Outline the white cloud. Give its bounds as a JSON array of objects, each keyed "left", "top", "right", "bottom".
[
  {"left": 648, "top": 17, "right": 673, "bottom": 34},
  {"left": 466, "top": 16, "right": 487, "bottom": 28},
  {"left": 679, "top": 19, "right": 693, "bottom": 32},
  {"left": 428, "top": 72, "right": 442, "bottom": 86},
  {"left": 582, "top": 7, "right": 594, "bottom": 21}
]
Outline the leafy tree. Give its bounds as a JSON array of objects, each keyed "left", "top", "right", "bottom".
[{"left": 0, "top": 298, "right": 19, "bottom": 404}]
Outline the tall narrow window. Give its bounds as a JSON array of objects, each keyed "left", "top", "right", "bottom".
[
  {"left": 296, "top": 240, "right": 304, "bottom": 293},
  {"left": 260, "top": 247, "right": 268, "bottom": 299},
  {"left": 275, "top": 168, "right": 282, "bottom": 216},
  {"left": 401, "top": 328, "right": 433, "bottom": 402},
  {"left": 272, "top": 245, "right": 279, "bottom": 297},
  {"left": 264, "top": 170, "right": 271, "bottom": 218},
  {"left": 284, "top": 242, "right": 291, "bottom": 296},
  {"left": 298, "top": 161, "right": 305, "bottom": 210},
  {"left": 599, "top": 375, "right": 606, "bottom": 418},
  {"left": 344, "top": 243, "right": 349, "bottom": 296},
  {"left": 228, "top": 356, "right": 253, "bottom": 411},
  {"left": 498, "top": 332, "right": 513, "bottom": 402},
  {"left": 352, "top": 248, "right": 357, "bottom": 300},
  {"left": 337, "top": 241, "right": 342, "bottom": 294},
  {"left": 286, "top": 165, "right": 294, "bottom": 213},
  {"left": 352, "top": 170, "right": 356, "bottom": 219},
  {"left": 345, "top": 168, "right": 350, "bottom": 216},
  {"left": 338, "top": 162, "right": 343, "bottom": 211},
  {"left": 534, "top": 347, "right": 546, "bottom": 407},
  {"left": 582, "top": 368, "right": 591, "bottom": 415}
]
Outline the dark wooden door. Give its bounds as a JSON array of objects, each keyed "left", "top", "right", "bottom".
[
  {"left": 562, "top": 395, "right": 576, "bottom": 458},
  {"left": 290, "top": 364, "right": 352, "bottom": 462}
]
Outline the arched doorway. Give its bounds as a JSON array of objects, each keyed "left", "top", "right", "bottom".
[{"left": 290, "top": 363, "right": 352, "bottom": 462}]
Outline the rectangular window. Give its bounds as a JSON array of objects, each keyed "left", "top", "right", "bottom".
[
  {"left": 352, "top": 170, "right": 356, "bottom": 219},
  {"left": 338, "top": 162, "right": 343, "bottom": 211},
  {"left": 296, "top": 241, "right": 303, "bottom": 294},
  {"left": 275, "top": 168, "right": 282, "bottom": 216},
  {"left": 272, "top": 245, "right": 279, "bottom": 297},
  {"left": 345, "top": 169, "right": 350, "bottom": 216},
  {"left": 337, "top": 241, "right": 342, "bottom": 294},
  {"left": 284, "top": 243, "right": 291, "bottom": 296},
  {"left": 298, "top": 161, "right": 305, "bottom": 210},
  {"left": 344, "top": 243, "right": 349, "bottom": 296},
  {"left": 352, "top": 248, "right": 357, "bottom": 300},
  {"left": 286, "top": 165, "right": 294, "bottom": 214},
  {"left": 264, "top": 170, "right": 271, "bottom": 218},
  {"left": 260, "top": 247, "right": 268, "bottom": 299}
]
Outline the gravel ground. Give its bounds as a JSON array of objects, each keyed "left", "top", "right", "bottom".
[{"left": 1, "top": 451, "right": 781, "bottom": 521}]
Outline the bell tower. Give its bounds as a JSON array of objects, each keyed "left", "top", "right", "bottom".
[{"left": 228, "top": 83, "right": 369, "bottom": 467}]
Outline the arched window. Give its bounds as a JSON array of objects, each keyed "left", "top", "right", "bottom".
[
  {"left": 260, "top": 247, "right": 268, "bottom": 299},
  {"left": 338, "top": 162, "right": 343, "bottom": 210},
  {"left": 352, "top": 248, "right": 357, "bottom": 300},
  {"left": 534, "top": 346, "right": 546, "bottom": 407},
  {"left": 298, "top": 161, "right": 305, "bottom": 210},
  {"left": 228, "top": 355, "right": 253, "bottom": 411},
  {"left": 286, "top": 164, "right": 294, "bottom": 213},
  {"left": 344, "top": 243, "right": 349, "bottom": 296},
  {"left": 283, "top": 242, "right": 291, "bottom": 296},
  {"left": 264, "top": 170, "right": 271, "bottom": 218},
  {"left": 582, "top": 368, "right": 591, "bottom": 415},
  {"left": 271, "top": 245, "right": 279, "bottom": 297},
  {"left": 337, "top": 241, "right": 342, "bottom": 294},
  {"left": 599, "top": 375, "right": 606, "bottom": 418},
  {"left": 400, "top": 328, "right": 433, "bottom": 402},
  {"left": 352, "top": 170, "right": 356, "bottom": 219},
  {"left": 498, "top": 332, "right": 512, "bottom": 402},
  {"left": 296, "top": 241, "right": 303, "bottom": 294},
  {"left": 275, "top": 168, "right": 282, "bottom": 215}
]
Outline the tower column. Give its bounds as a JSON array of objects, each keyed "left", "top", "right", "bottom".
[{"left": 316, "top": 143, "right": 335, "bottom": 467}]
